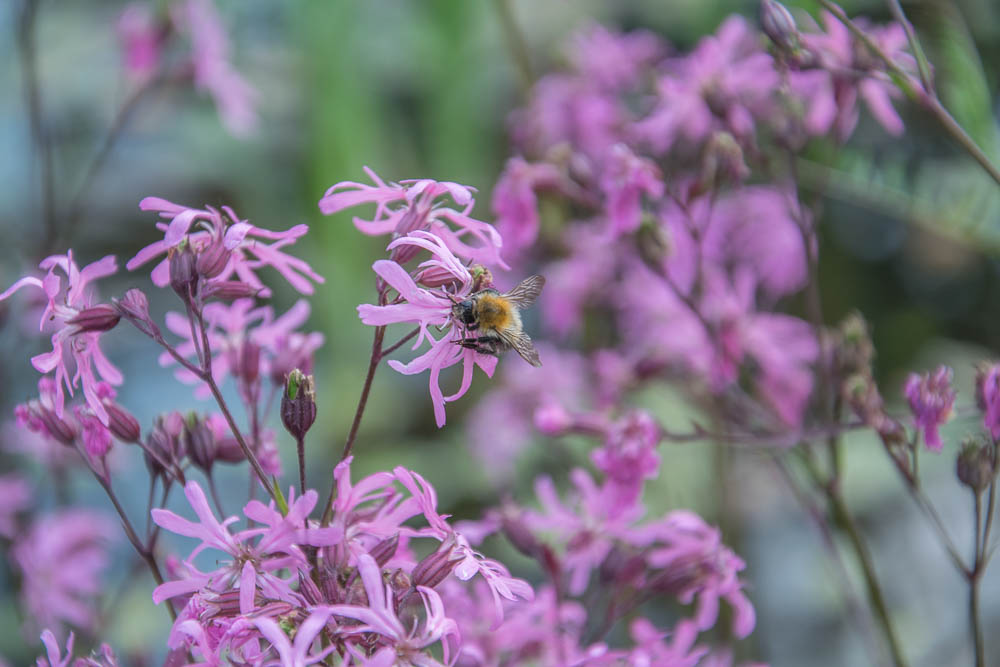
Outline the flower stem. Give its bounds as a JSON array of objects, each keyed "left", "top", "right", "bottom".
[
  {"left": 296, "top": 434, "right": 307, "bottom": 497},
  {"left": 93, "top": 473, "right": 176, "bottom": 622},
  {"left": 321, "top": 323, "right": 386, "bottom": 525},
  {"left": 971, "top": 489, "right": 985, "bottom": 667},
  {"left": 493, "top": 0, "right": 534, "bottom": 95}
]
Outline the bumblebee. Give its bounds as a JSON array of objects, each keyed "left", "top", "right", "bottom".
[{"left": 451, "top": 275, "right": 545, "bottom": 367}]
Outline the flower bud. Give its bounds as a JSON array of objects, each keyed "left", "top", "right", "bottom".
[
  {"left": 67, "top": 304, "right": 121, "bottom": 334},
  {"left": 297, "top": 571, "right": 326, "bottom": 606},
  {"left": 635, "top": 216, "right": 671, "bottom": 274},
  {"left": 145, "top": 412, "right": 185, "bottom": 479},
  {"left": 281, "top": 370, "right": 317, "bottom": 441},
  {"left": 699, "top": 132, "right": 749, "bottom": 192},
  {"left": 368, "top": 533, "right": 400, "bottom": 568},
  {"left": 957, "top": 436, "right": 998, "bottom": 494},
  {"left": 169, "top": 243, "right": 198, "bottom": 300},
  {"left": 760, "top": 0, "right": 799, "bottom": 52},
  {"left": 201, "top": 280, "right": 263, "bottom": 301},
  {"left": 113, "top": 288, "right": 160, "bottom": 339},
  {"left": 411, "top": 539, "right": 463, "bottom": 589},
  {"left": 415, "top": 265, "right": 463, "bottom": 290},
  {"left": 235, "top": 341, "right": 261, "bottom": 386},
  {"left": 196, "top": 233, "right": 230, "bottom": 279},
  {"left": 534, "top": 403, "right": 572, "bottom": 436},
  {"left": 501, "top": 514, "right": 540, "bottom": 558},
  {"left": 389, "top": 241, "right": 423, "bottom": 266},
  {"left": 183, "top": 415, "right": 218, "bottom": 471},
  {"left": 105, "top": 402, "right": 141, "bottom": 443},
  {"left": 15, "top": 401, "right": 78, "bottom": 446}
]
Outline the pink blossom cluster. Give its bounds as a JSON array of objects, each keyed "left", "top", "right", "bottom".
[
  {"left": 151, "top": 458, "right": 531, "bottom": 665},
  {"left": 475, "top": 12, "right": 917, "bottom": 475}
]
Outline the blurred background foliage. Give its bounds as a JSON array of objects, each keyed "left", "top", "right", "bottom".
[{"left": 2, "top": 0, "right": 1000, "bottom": 664}]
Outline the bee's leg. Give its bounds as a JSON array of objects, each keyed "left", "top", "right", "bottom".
[{"left": 454, "top": 336, "right": 503, "bottom": 356}]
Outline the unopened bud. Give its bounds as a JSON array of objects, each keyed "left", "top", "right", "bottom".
[
  {"left": 760, "top": 0, "right": 799, "bottom": 52},
  {"left": 105, "top": 402, "right": 141, "bottom": 443},
  {"left": 183, "top": 415, "right": 218, "bottom": 471},
  {"left": 113, "top": 288, "right": 160, "bottom": 339},
  {"left": 700, "top": 132, "right": 749, "bottom": 191},
  {"left": 196, "top": 234, "right": 230, "bottom": 279},
  {"left": 169, "top": 244, "right": 198, "bottom": 299},
  {"left": 281, "top": 370, "right": 317, "bottom": 441},
  {"left": 145, "top": 412, "right": 185, "bottom": 478},
  {"left": 368, "top": 533, "right": 400, "bottom": 568},
  {"left": 297, "top": 571, "right": 325, "bottom": 606},
  {"left": 635, "top": 217, "right": 671, "bottom": 274},
  {"left": 415, "top": 265, "right": 463, "bottom": 290},
  {"left": 599, "top": 545, "right": 645, "bottom": 586},
  {"left": 389, "top": 569, "right": 412, "bottom": 597},
  {"left": 68, "top": 304, "right": 121, "bottom": 334},
  {"left": 957, "top": 436, "right": 998, "bottom": 494},
  {"left": 389, "top": 241, "right": 422, "bottom": 266},
  {"left": 501, "top": 515, "right": 540, "bottom": 558},
  {"left": 411, "top": 539, "right": 463, "bottom": 589},
  {"left": 201, "top": 280, "right": 263, "bottom": 301},
  {"left": 235, "top": 341, "right": 261, "bottom": 385}
]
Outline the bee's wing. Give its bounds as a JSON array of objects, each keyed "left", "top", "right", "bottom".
[
  {"left": 496, "top": 328, "right": 542, "bottom": 367},
  {"left": 502, "top": 275, "right": 545, "bottom": 309}
]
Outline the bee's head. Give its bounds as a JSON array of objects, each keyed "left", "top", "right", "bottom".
[{"left": 452, "top": 299, "right": 476, "bottom": 326}]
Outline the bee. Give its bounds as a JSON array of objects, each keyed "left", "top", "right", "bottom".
[{"left": 451, "top": 275, "right": 545, "bottom": 367}]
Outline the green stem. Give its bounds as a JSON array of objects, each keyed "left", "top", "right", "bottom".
[{"left": 493, "top": 0, "right": 534, "bottom": 95}]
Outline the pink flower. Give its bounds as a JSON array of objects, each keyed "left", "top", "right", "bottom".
[
  {"left": 591, "top": 410, "right": 661, "bottom": 507},
  {"left": 491, "top": 158, "right": 567, "bottom": 259},
  {"left": 330, "top": 554, "right": 460, "bottom": 665},
  {"left": 639, "top": 511, "right": 756, "bottom": 639},
  {"left": 0, "top": 474, "right": 31, "bottom": 539},
  {"left": 357, "top": 232, "right": 499, "bottom": 426},
  {"left": 904, "top": 365, "right": 956, "bottom": 452},
  {"left": 128, "top": 197, "right": 323, "bottom": 297},
  {"left": 160, "top": 298, "right": 319, "bottom": 397},
  {"left": 320, "top": 167, "right": 507, "bottom": 270},
  {"left": 978, "top": 363, "right": 1000, "bottom": 439},
  {"left": 793, "top": 11, "right": 914, "bottom": 140},
  {"left": 116, "top": 3, "right": 163, "bottom": 81},
  {"left": 252, "top": 608, "right": 337, "bottom": 667},
  {"left": 37, "top": 629, "right": 74, "bottom": 667},
  {"left": 14, "top": 511, "right": 116, "bottom": 636},
  {"left": 634, "top": 16, "right": 778, "bottom": 154},
  {"left": 0, "top": 252, "right": 121, "bottom": 425},
  {"left": 172, "top": 0, "right": 258, "bottom": 136},
  {"left": 601, "top": 144, "right": 664, "bottom": 237},
  {"left": 568, "top": 25, "right": 665, "bottom": 91}
]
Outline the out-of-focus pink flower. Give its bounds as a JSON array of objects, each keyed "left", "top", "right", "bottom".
[
  {"left": 128, "top": 197, "right": 323, "bottom": 297},
  {"left": 491, "top": 158, "right": 567, "bottom": 259},
  {"left": 37, "top": 629, "right": 74, "bottom": 667},
  {"left": 160, "top": 298, "right": 319, "bottom": 398},
  {"left": 541, "top": 226, "right": 618, "bottom": 338},
  {"left": 634, "top": 16, "right": 778, "bottom": 154},
  {"left": 1, "top": 252, "right": 121, "bottom": 425},
  {"left": 357, "top": 232, "right": 499, "bottom": 426},
  {"left": 568, "top": 24, "right": 665, "bottom": 91},
  {"left": 904, "top": 365, "right": 956, "bottom": 452},
  {"left": 627, "top": 617, "right": 707, "bottom": 667},
  {"left": 0, "top": 474, "right": 31, "bottom": 539},
  {"left": 14, "top": 511, "right": 116, "bottom": 636},
  {"left": 172, "top": 0, "right": 258, "bottom": 136},
  {"left": 466, "top": 344, "right": 589, "bottom": 480},
  {"left": 592, "top": 410, "right": 661, "bottom": 507},
  {"left": 601, "top": 144, "right": 664, "bottom": 237},
  {"left": 978, "top": 363, "right": 1000, "bottom": 439},
  {"left": 639, "top": 511, "right": 756, "bottom": 640},
  {"left": 320, "top": 167, "right": 507, "bottom": 270},
  {"left": 792, "top": 11, "right": 914, "bottom": 140},
  {"left": 116, "top": 3, "right": 163, "bottom": 81}
]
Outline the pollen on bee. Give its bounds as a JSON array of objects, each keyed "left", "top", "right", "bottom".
[{"left": 476, "top": 293, "right": 513, "bottom": 330}]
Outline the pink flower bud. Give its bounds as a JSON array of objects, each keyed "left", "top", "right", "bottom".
[
  {"left": 114, "top": 288, "right": 160, "bottom": 338},
  {"left": 201, "top": 280, "right": 263, "bottom": 301},
  {"left": 105, "top": 402, "right": 141, "bottom": 443},
  {"left": 67, "top": 304, "right": 121, "bottom": 334},
  {"left": 196, "top": 233, "right": 230, "bottom": 279}
]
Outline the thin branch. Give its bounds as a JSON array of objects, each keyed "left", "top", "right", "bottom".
[
  {"left": 885, "top": 0, "right": 933, "bottom": 94},
  {"left": 380, "top": 326, "right": 420, "bottom": 359},
  {"left": 492, "top": 0, "right": 534, "bottom": 96}
]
